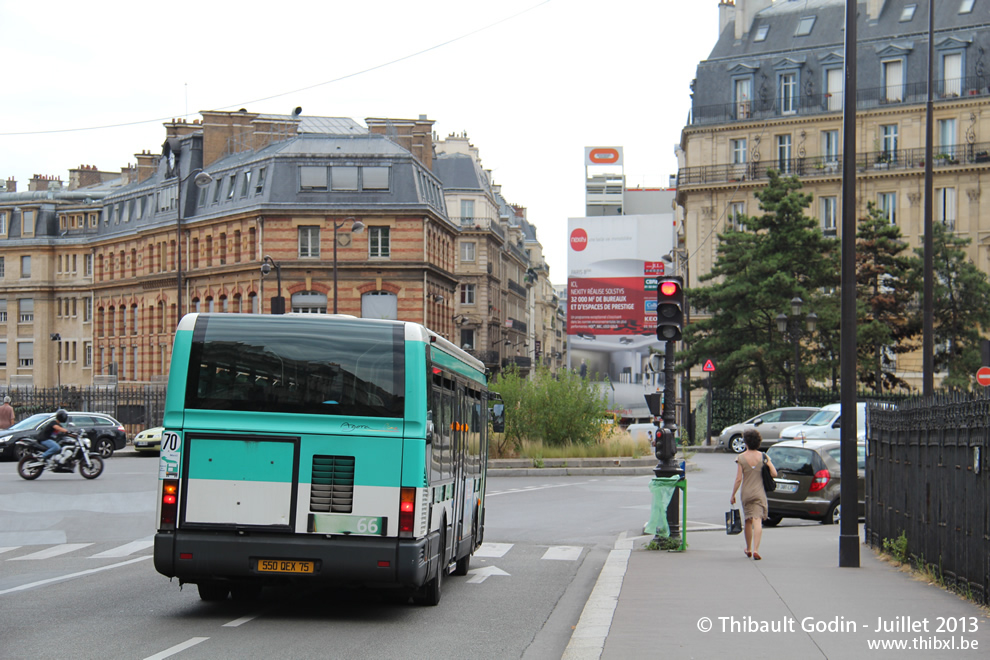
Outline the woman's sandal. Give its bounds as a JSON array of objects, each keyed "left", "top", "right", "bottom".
[
  {"left": 744, "top": 550, "right": 752, "bottom": 557},
  {"left": 753, "top": 552, "right": 762, "bottom": 561}
]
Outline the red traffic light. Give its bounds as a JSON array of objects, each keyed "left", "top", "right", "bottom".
[{"left": 659, "top": 281, "right": 680, "bottom": 297}]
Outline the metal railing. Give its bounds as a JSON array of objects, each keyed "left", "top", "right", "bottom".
[
  {"left": 867, "top": 395, "right": 990, "bottom": 606},
  {"left": 677, "top": 141, "right": 990, "bottom": 187},
  {"left": 2, "top": 385, "right": 167, "bottom": 439}
]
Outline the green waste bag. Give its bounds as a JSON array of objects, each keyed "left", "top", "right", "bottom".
[{"left": 645, "top": 476, "right": 683, "bottom": 538}]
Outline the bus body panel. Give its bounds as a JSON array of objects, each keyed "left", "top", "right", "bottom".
[{"left": 155, "top": 313, "right": 487, "bottom": 595}]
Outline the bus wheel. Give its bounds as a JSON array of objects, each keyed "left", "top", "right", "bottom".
[
  {"left": 197, "top": 581, "right": 230, "bottom": 601},
  {"left": 453, "top": 551, "right": 471, "bottom": 576}
]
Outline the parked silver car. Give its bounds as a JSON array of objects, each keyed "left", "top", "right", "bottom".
[{"left": 717, "top": 406, "right": 820, "bottom": 454}]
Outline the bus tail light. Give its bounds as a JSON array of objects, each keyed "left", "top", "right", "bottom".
[
  {"left": 160, "top": 479, "right": 179, "bottom": 529},
  {"left": 399, "top": 487, "right": 415, "bottom": 538}
]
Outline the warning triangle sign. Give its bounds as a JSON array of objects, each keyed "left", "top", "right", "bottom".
[{"left": 702, "top": 359, "right": 716, "bottom": 372}]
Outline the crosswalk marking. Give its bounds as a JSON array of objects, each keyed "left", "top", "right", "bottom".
[
  {"left": 0, "top": 547, "right": 20, "bottom": 555},
  {"left": 475, "top": 542, "right": 513, "bottom": 558},
  {"left": 89, "top": 539, "right": 154, "bottom": 558},
  {"left": 9, "top": 543, "right": 93, "bottom": 561},
  {"left": 542, "top": 545, "right": 583, "bottom": 561}
]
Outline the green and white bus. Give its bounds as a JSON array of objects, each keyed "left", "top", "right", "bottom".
[{"left": 153, "top": 313, "right": 497, "bottom": 605}]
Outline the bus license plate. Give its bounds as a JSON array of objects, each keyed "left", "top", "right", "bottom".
[{"left": 257, "top": 559, "right": 315, "bottom": 574}]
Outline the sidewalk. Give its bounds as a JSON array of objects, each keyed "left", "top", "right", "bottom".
[{"left": 566, "top": 523, "right": 990, "bottom": 660}]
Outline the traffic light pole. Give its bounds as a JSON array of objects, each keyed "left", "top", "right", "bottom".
[{"left": 654, "top": 339, "right": 684, "bottom": 539}]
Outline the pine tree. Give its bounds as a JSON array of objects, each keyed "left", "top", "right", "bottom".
[
  {"left": 855, "top": 202, "right": 920, "bottom": 392},
  {"left": 682, "top": 171, "right": 839, "bottom": 405}
]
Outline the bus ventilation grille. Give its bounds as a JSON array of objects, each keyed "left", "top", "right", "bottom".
[{"left": 310, "top": 455, "right": 355, "bottom": 513}]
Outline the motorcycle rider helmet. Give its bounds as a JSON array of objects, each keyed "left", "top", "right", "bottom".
[{"left": 55, "top": 409, "right": 68, "bottom": 423}]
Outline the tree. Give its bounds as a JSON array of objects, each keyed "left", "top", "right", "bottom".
[
  {"left": 912, "top": 222, "right": 990, "bottom": 390},
  {"left": 681, "top": 171, "right": 839, "bottom": 405},
  {"left": 855, "top": 202, "right": 920, "bottom": 392}
]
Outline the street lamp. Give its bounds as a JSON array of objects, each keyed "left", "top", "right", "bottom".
[
  {"left": 50, "top": 333, "right": 61, "bottom": 404},
  {"left": 261, "top": 255, "right": 284, "bottom": 314},
  {"left": 333, "top": 218, "right": 365, "bottom": 314},
  {"left": 776, "top": 297, "right": 818, "bottom": 404}
]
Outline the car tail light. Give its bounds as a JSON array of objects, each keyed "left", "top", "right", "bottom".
[
  {"left": 160, "top": 479, "right": 179, "bottom": 529},
  {"left": 809, "top": 469, "right": 830, "bottom": 492},
  {"left": 398, "top": 487, "right": 416, "bottom": 538}
]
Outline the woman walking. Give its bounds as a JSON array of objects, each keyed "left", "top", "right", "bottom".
[{"left": 730, "top": 428, "right": 777, "bottom": 560}]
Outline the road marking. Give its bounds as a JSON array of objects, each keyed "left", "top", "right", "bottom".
[
  {"left": 223, "top": 613, "right": 261, "bottom": 628},
  {"left": 474, "top": 542, "right": 513, "bottom": 558},
  {"left": 0, "top": 555, "right": 151, "bottom": 595},
  {"left": 142, "top": 637, "right": 210, "bottom": 660},
  {"left": 542, "top": 545, "right": 583, "bottom": 561},
  {"left": 0, "top": 547, "right": 20, "bottom": 555},
  {"left": 9, "top": 543, "right": 93, "bottom": 560},
  {"left": 89, "top": 539, "right": 154, "bottom": 558},
  {"left": 562, "top": 534, "right": 631, "bottom": 660},
  {"left": 487, "top": 481, "right": 593, "bottom": 497},
  {"left": 466, "top": 565, "right": 510, "bottom": 583}
]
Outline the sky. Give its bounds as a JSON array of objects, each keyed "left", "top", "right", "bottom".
[{"left": 0, "top": 0, "right": 722, "bottom": 284}]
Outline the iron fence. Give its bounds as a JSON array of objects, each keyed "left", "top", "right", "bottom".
[
  {"left": 866, "top": 395, "right": 990, "bottom": 606},
  {"left": 1, "top": 385, "right": 167, "bottom": 440}
]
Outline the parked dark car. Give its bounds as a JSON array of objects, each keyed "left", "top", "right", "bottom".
[
  {"left": 764, "top": 439, "right": 865, "bottom": 526},
  {"left": 0, "top": 411, "right": 127, "bottom": 460}
]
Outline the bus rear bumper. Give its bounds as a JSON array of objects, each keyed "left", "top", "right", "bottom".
[{"left": 154, "top": 530, "right": 431, "bottom": 588}]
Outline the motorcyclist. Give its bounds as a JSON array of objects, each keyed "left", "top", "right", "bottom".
[{"left": 37, "top": 409, "right": 70, "bottom": 468}]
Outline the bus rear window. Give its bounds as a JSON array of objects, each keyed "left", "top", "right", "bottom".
[{"left": 186, "top": 315, "right": 404, "bottom": 417}]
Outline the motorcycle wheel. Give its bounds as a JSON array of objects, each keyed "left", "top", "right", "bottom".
[
  {"left": 18, "top": 455, "right": 44, "bottom": 480},
  {"left": 80, "top": 455, "right": 104, "bottom": 479}
]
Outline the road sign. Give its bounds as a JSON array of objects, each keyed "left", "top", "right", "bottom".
[
  {"left": 703, "top": 359, "right": 716, "bottom": 372},
  {"left": 977, "top": 366, "right": 990, "bottom": 386}
]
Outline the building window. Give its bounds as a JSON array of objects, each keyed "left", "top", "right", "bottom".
[
  {"left": 198, "top": 184, "right": 209, "bottom": 207},
  {"left": 18, "top": 341, "right": 33, "bottom": 367},
  {"left": 22, "top": 210, "right": 35, "bottom": 236},
  {"left": 731, "top": 138, "right": 747, "bottom": 165},
  {"left": 20, "top": 255, "right": 31, "bottom": 278},
  {"left": 776, "top": 134, "right": 792, "bottom": 174},
  {"left": 331, "top": 166, "right": 358, "bottom": 191},
  {"left": 878, "top": 192, "right": 897, "bottom": 225},
  {"left": 461, "top": 241, "right": 476, "bottom": 262},
  {"left": 300, "top": 166, "right": 328, "bottom": 191},
  {"left": 960, "top": 0, "right": 975, "bottom": 14},
  {"left": 882, "top": 60, "right": 904, "bottom": 102},
  {"left": 299, "top": 226, "right": 321, "bottom": 258},
  {"left": 255, "top": 167, "right": 266, "bottom": 194},
  {"left": 461, "top": 199, "right": 475, "bottom": 221},
  {"left": 84, "top": 297, "right": 92, "bottom": 322},
  {"left": 779, "top": 72, "right": 797, "bottom": 114},
  {"left": 822, "top": 130, "right": 840, "bottom": 162},
  {"left": 942, "top": 52, "right": 963, "bottom": 97},
  {"left": 18, "top": 299, "right": 32, "bottom": 323},
  {"left": 936, "top": 187, "right": 956, "bottom": 230},
  {"left": 881, "top": 124, "right": 899, "bottom": 161},
  {"left": 241, "top": 170, "right": 252, "bottom": 197},
  {"left": 821, "top": 197, "right": 838, "bottom": 235},
  {"left": 362, "top": 166, "right": 390, "bottom": 190},
  {"left": 938, "top": 118, "right": 957, "bottom": 157},
  {"left": 84, "top": 342, "right": 92, "bottom": 368},
  {"left": 728, "top": 202, "right": 745, "bottom": 231},
  {"left": 0, "top": 211, "right": 6, "bottom": 234},
  {"left": 369, "top": 227, "right": 390, "bottom": 258},
  {"left": 0, "top": 300, "right": 6, "bottom": 323},
  {"left": 901, "top": 4, "right": 917, "bottom": 21},
  {"left": 754, "top": 24, "right": 769, "bottom": 42},
  {"left": 226, "top": 174, "right": 237, "bottom": 200},
  {"left": 460, "top": 328, "right": 475, "bottom": 351},
  {"left": 212, "top": 179, "right": 223, "bottom": 204},
  {"left": 0, "top": 342, "right": 6, "bottom": 367},
  {"left": 460, "top": 283, "right": 476, "bottom": 305},
  {"left": 361, "top": 291, "right": 398, "bottom": 320},
  {"left": 250, "top": 292, "right": 259, "bottom": 314},
  {"left": 290, "top": 291, "right": 328, "bottom": 314},
  {"left": 795, "top": 16, "right": 815, "bottom": 36},
  {"left": 0, "top": 256, "right": 4, "bottom": 277},
  {"left": 85, "top": 254, "right": 93, "bottom": 276},
  {"left": 734, "top": 78, "right": 753, "bottom": 119}
]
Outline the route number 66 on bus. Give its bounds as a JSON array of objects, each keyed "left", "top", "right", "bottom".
[{"left": 153, "top": 313, "right": 504, "bottom": 605}]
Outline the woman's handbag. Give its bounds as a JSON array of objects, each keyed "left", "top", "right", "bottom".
[
  {"left": 725, "top": 508, "right": 743, "bottom": 535},
  {"left": 762, "top": 453, "right": 776, "bottom": 492}
]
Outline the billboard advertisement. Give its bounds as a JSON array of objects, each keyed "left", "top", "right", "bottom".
[{"left": 566, "top": 214, "right": 675, "bottom": 420}]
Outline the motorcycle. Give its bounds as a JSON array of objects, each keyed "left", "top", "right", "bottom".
[{"left": 16, "top": 431, "right": 105, "bottom": 480}]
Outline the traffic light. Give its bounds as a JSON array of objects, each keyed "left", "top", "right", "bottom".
[
  {"left": 655, "top": 427, "right": 677, "bottom": 461},
  {"left": 656, "top": 275, "right": 684, "bottom": 341}
]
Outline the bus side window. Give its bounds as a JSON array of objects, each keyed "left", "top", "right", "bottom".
[{"left": 491, "top": 403, "right": 505, "bottom": 433}]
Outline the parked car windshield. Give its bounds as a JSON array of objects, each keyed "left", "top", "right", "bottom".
[
  {"left": 802, "top": 410, "right": 837, "bottom": 427},
  {"left": 5, "top": 413, "right": 51, "bottom": 431}
]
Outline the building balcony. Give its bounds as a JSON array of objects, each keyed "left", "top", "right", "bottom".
[
  {"left": 502, "top": 355, "right": 532, "bottom": 369},
  {"left": 677, "top": 141, "right": 990, "bottom": 187}
]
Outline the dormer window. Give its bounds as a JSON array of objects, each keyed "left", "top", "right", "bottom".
[
  {"left": 960, "top": 0, "right": 975, "bottom": 14},
  {"left": 795, "top": 17, "right": 815, "bottom": 37},
  {"left": 901, "top": 4, "right": 917, "bottom": 21},
  {"left": 754, "top": 24, "right": 769, "bottom": 42}
]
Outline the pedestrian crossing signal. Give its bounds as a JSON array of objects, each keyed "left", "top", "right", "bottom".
[{"left": 656, "top": 275, "right": 684, "bottom": 342}]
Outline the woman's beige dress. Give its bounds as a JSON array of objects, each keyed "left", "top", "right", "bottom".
[{"left": 736, "top": 453, "right": 768, "bottom": 521}]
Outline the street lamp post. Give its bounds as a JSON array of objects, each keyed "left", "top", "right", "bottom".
[
  {"left": 776, "top": 297, "right": 818, "bottom": 404},
  {"left": 332, "top": 218, "right": 366, "bottom": 314},
  {"left": 50, "top": 333, "right": 61, "bottom": 405},
  {"left": 261, "top": 255, "right": 284, "bottom": 314}
]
